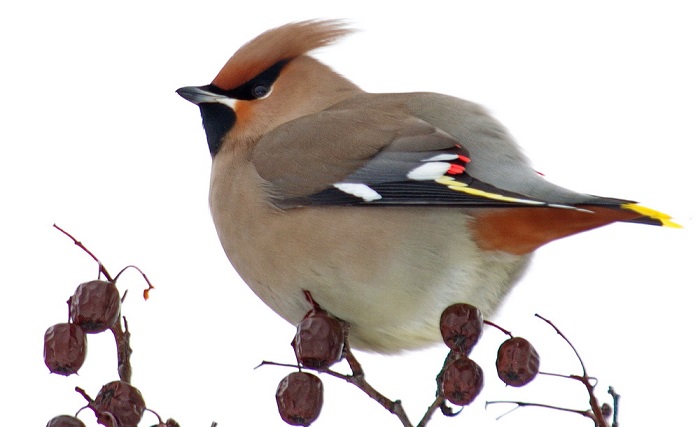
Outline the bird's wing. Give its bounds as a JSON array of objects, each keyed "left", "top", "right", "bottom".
[
  {"left": 251, "top": 97, "right": 676, "bottom": 256},
  {"left": 252, "top": 106, "right": 603, "bottom": 211}
]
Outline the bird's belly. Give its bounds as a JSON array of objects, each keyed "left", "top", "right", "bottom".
[{"left": 213, "top": 201, "right": 531, "bottom": 353}]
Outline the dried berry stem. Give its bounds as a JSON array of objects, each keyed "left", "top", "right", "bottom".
[
  {"left": 75, "top": 386, "right": 94, "bottom": 405},
  {"left": 484, "top": 320, "right": 513, "bottom": 337},
  {"left": 303, "top": 290, "right": 322, "bottom": 312},
  {"left": 54, "top": 224, "right": 114, "bottom": 282},
  {"left": 145, "top": 408, "right": 164, "bottom": 425},
  {"left": 75, "top": 387, "right": 118, "bottom": 427},
  {"left": 114, "top": 265, "right": 155, "bottom": 300},
  {"left": 110, "top": 316, "right": 133, "bottom": 383}
]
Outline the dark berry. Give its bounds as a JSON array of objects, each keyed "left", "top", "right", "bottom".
[
  {"left": 496, "top": 337, "right": 540, "bottom": 387},
  {"left": 70, "top": 280, "right": 121, "bottom": 334},
  {"left": 276, "top": 372, "right": 323, "bottom": 426},
  {"left": 44, "top": 323, "right": 87, "bottom": 376},
  {"left": 293, "top": 310, "right": 344, "bottom": 369},
  {"left": 93, "top": 380, "right": 146, "bottom": 427},
  {"left": 439, "top": 303, "right": 483, "bottom": 354},
  {"left": 440, "top": 357, "right": 484, "bottom": 406}
]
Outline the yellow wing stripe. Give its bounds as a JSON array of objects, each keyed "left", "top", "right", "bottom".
[
  {"left": 435, "top": 176, "right": 546, "bottom": 206},
  {"left": 621, "top": 203, "right": 682, "bottom": 228}
]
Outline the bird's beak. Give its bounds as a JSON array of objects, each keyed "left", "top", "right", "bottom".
[{"left": 176, "top": 86, "right": 224, "bottom": 105}]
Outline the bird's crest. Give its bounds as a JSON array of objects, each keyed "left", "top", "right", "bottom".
[{"left": 212, "top": 20, "right": 353, "bottom": 90}]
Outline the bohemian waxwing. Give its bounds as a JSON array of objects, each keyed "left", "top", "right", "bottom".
[{"left": 177, "top": 20, "right": 677, "bottom": 353}]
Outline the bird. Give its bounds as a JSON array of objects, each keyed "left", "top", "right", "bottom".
[{"left": 177, "top": 20, "right": 677, "bottom": 353}]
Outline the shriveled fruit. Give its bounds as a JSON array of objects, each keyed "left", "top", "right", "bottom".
[
  {"left": 276, "top": 372, "right": 323, "bottom": 426},
  {"left": 93, "top": 380, "right": 146, "bottom": 427},
  {"left": 46, "top": 415, "right": 86, "bottom": 427},
  {"left": 70, "top": 280, "right": 121, "bottom": 333},
  {"left": 293, "top": 310, "right": 344, "bottom": 369},
  {"left": 496, "top": 337, "right": 540, "bottom": 387},
  {"left": 44, "top": 323, "right": 87, "bottom": 376},
  {"left": 440, "top": 357, "right": 484, "bottom": 406},
  {"left": 439, "top": 303, "right": 483, "bottom": 355}
]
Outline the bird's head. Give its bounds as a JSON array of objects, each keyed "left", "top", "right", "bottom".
[{"left": 177, "top": 20, "right": 361, "bottom": 156}]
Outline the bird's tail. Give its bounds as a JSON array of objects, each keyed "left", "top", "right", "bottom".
[{"left": 619, "top": 203, "right": 681, "bottom": 228}]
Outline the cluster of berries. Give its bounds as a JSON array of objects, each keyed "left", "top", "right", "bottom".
[
  {"left": 44, "top": 280, "right": 121, "bottom": 375},
  {"left": 273, "top": 301, "right": 541, "bottom": 426},
  {"left": 42, "top": 226, "right": 173, "bottom": 427},
  {"left": 438, "top": 303, "right": 540, "bottom": 405},
  {"left": 275, "top": 305, "right": 345, "bottom": 426},
  {"left": 43, "top": 279, "right": 148, "bottom": 427}
]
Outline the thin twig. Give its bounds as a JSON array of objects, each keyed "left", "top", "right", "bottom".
[
  {"left": 536, "top": 314, "right": 609, "bottom": 427},
  {"left": 539, "top": 371, "right": 598, "bottom": 385},
  {"left": 535, "top": 314, "right": 588, "bottom": 377},
  {"left": 53, "top": 224, "right": 114, "bottom": 282},
  {"left": 608, "top": 387, "right": 620, "bottom": 427},
  {"left": 416, "top": 395, "right": 445, "bottom": 427},
  {"left": 335, "top": 340, "right": 413, "bottom": 427},
  {"left": 255, "top": 360, "right": 301, "bottom": 370},
  {"left": 486, "top": 400, "right": 595, "bottom": 421}
]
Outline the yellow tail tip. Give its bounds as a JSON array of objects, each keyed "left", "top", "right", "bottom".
[{"left": 621, "top": 203, "right": 682, "bottom": 228}]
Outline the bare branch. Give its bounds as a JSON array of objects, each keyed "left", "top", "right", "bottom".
[{"left": 53, "top": 224, "right": 114, "bottom": 282}]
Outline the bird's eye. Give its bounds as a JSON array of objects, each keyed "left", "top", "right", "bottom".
[{"left": 252, "top": 85, "right": 270, "bottom": 99}]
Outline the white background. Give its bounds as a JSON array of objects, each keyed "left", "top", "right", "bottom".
[{"left": 1, "top": 1, "right": 698, "bottom": 426}]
